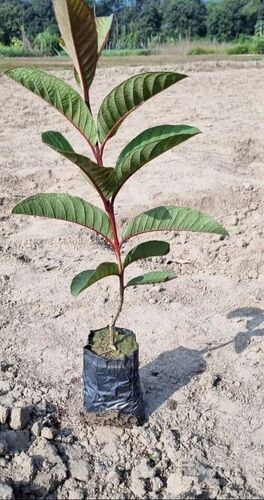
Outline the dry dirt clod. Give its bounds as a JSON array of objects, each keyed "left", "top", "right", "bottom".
[
  {"left": 0, "top": 404, "right": 10, "bottom": 425},
  {"left": 130, "top": 476, "right": 146, "bottom": 497},
  {"left": 68, "top": 487, "right": 85, "bottom": 500},
  {"left": 28, "top": 437, "right": 67, "bottom": 492},
  {"left": 151, "top": 476, "right": 163, "bottom": 492},
  {"left": 31, "top": 421, "right": 42, "bottom": 437},
  {"left": 166, "top": 470, "right": 197, "bottom": 498},
  {"left": 0, "top": 483, "right": 14, "bottom": 500},
  {"left": 41, "top": 426, "right": 56, "bottom": 440},
  {"left": 106, "top": 469, "right": 121, "bottom": 485},
  {"left": 11, "top": 452, "right": 35, "bottom": 484},
  {"left": 9, "top": 406, "right": 31, "bottom": 430},
  {"left": 0, "top": 381, "right": 12, "bottom": 396},
  {"left": 64, "top": 444, "right": 91, "bottom": 482}
]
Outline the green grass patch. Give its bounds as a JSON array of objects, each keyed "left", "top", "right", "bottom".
[
  {"left": 0, "top": 46, "right": 40, "bottom": 57},
  {"left": 0, "top": 46, "right": 151, "bottom": 59},
  {"left": 227, "top": 36, "right": 264, "bottom": 55},
  {"left": 227, "top": 44, "right": 250, "bottom": 55},
  {"left": 251, "top": 38, "right": 264, "bottom": 54},
  {"left": 187, "top": 47, "right": 215, "bottom": 56},
  {"left": 102, "top": 48, "right": 151, "bottom": 57}
]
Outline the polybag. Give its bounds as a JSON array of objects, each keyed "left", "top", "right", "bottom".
[{"left": 83, "top": 328, "right": 144, "bottom": 422}]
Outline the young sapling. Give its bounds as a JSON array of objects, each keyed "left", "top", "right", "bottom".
[{"left": 5, "top": 1, "right": 228, "bottom": 360}]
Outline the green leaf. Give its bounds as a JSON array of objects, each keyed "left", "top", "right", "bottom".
[
  {"left": 113, "top": 125, "right": 200, "bottom": 196},
  {"left": 123, "top": 206, "right": 229, "bottom": 242},
  {"left": 97, "top": 72, "right": 187, "bottom": 143},
  {"left": 124, "top": 240, "right": 170, "bottom": 268},
  {"left": 71, "top": 262, "right": 119, "bottom": 296},
  {"left": 53, "top": 0, "right": 98, "bottom": 99},
  {"left": 43, "top": 131, "right": 75, "bottom": 153},
  {"left": 12, "top": 193, "right": 113, "bottom": 242},
  {"left": 5, "top": 68, "right": 98, "bottom": 146},
  {"left": 42, "top": 131, "right": 116, "bottom": 199},
  {"left": 126, "top": 271, "right": 176, "bottom": 288},
  {"left": 96, "top": 15, "right": 113, "bottom": 54}
]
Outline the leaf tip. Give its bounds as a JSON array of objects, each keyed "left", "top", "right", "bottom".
[
  {"left": 70, "top": 282, "right": 79, "bottom": 298},
  {"left": 215, "top": 224, "right": 229, "bottom": 237},
  {"left": 41, "top": 131, "right": 48, "bottom": 143},
  {"left": 3, "top": 68, "right": 14, "bottom": 78},
  {"left": 11, "top": 202, "right": 23, "bottom": 215}
]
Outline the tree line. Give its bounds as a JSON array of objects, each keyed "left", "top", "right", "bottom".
[{"left": 0, "top": 0, "right": 264, "bottom": 53}]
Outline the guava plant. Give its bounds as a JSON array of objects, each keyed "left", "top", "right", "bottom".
[{"left": 6, "top": 0, "right": 228, "bottom": 352}]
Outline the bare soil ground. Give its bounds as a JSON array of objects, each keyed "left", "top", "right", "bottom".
[
  {"left": 0, "top": 53, "right": 263, "bottom": 73},
  {"left": 0, "top": 60, "right": 264, "bottom": 499}
]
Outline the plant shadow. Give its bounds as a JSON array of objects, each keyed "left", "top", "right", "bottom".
[
  {"left": 140, "top": 307, "right": 264, "bottom": 416},
  {"left": 140, "top": 346, "right": 206, "bottom": 416},
  {"left": 227, "top": 307, "right": 264, "bottom": 353}
]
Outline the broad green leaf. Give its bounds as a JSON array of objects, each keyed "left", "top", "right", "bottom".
[
  {"left": 113, "top": 125, "right": 200, "bottom": 196},
  {"left": 124, "top": 240, "right": 170, "bottom": 268},
  {"left": 71, "top": 262, "right": 119, "bottom": 296},
  {"left": 126, "top": 271, "right": 176, "bottom": 288},
  {"left": 53, "top": 0, "right": 98, "bottom": 99},
  {"left": 96, "top": 15, "right": 113, "bottom": 54},
  {"left": 97, "top": 72, "right": 187, "bottom": 143},
  {"left": 123, "top": 206, "right": 229, "bottom": 242},
  {"left": 5, "top": 68, "right": 98, "bottom": 146},
  {"left": 12, "top": 193, "right": 113, "bottom": 241},
  {"left": 42, "top": 131, "right": 116, "bottom": 199}
]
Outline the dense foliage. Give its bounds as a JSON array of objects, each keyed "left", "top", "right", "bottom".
[{"left": 0, "top": 0, "right": 264, "bottom": 53}]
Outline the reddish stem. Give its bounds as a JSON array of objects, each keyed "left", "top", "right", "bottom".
[
  {"left": 107, "top": 202, "right": 125, "bottom": 338},
  {"left": 91, "top": 139, "right": 125, "bottom": 345},
  {"left": 95, "top": 144, "right": 103, "bottom": 166}
]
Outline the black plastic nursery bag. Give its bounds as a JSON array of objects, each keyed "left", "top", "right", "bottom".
[{"left": 83, "top": 328, "right": 144, "bottom": 422}]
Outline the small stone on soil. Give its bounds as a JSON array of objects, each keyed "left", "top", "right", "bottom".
[
  {"left": 107, "top": 469, "right": 121, "bottom": 485},
  {"left": 31, "top": 421, "right": 42, "bottom": 437},
  {"left": 41, "top": 426, "right": 56, "bottom": 440}
]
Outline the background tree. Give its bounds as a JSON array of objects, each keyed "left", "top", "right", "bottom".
[
  {"left": 0, "top": 0, "right": 23, "bottom": 45},
  {"left": 138, "top": 1, "right": 163, "bottom": 46},
  {"left": 163, "top": 0, "right": 207, "bottom": 40},
  {"left": 34, "top": 27, "right": 60, "bottom": 55},
  {"left": 207, "top": 0, "right": 258, "bottom": 40},
  {"left": 0, "top": 0, "right": 264, "bottom": 51},
  {"left": 23, "top": 0, "right": 57, "bottom": 40}
]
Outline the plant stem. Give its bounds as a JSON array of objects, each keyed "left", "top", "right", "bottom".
[
  {"left": 107, "top": 201, "right": 125, "bottom": 348},
  {"left": 109, "top": 272, "right": 125, "bottom": 347},
  {"left": 94, "top": 144, "right": 125, "bottom": 349},
  {"left": 95, "top": 144, "right": 103, "bottom": 166}
]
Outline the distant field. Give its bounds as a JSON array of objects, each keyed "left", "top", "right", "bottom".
[{"left": 0, "top": 52, "right": 263, "bottom": 73}]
